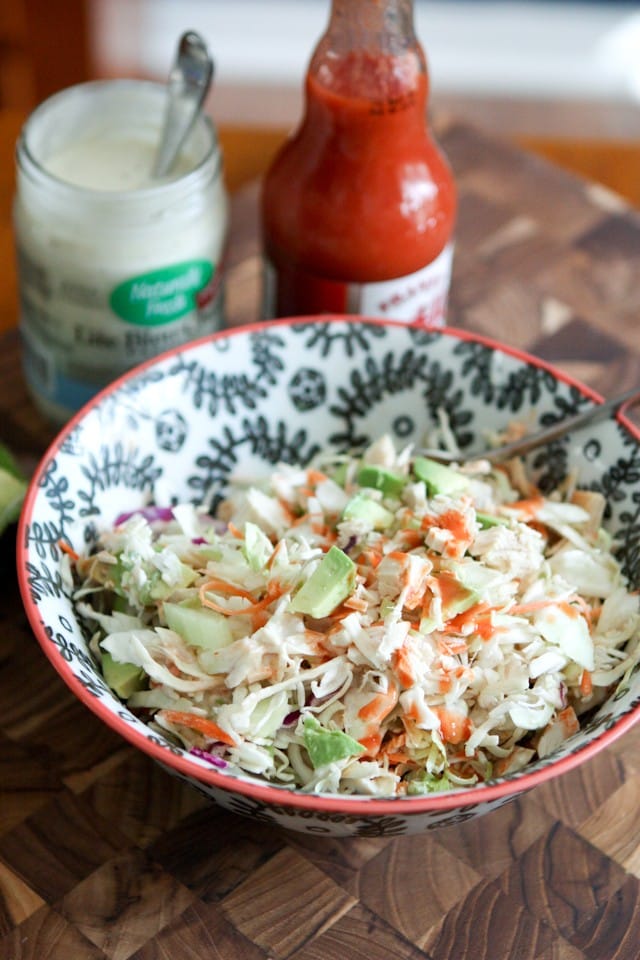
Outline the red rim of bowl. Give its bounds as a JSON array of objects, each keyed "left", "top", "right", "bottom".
[{"left": 16, "top": 315, "right": 640, "bottom": 816}]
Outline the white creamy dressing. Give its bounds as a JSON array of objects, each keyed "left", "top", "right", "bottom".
[{"left": 45, "top": 135, "right": 195, "bottom": 191}]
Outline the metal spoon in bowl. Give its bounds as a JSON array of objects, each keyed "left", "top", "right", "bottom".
[
  {"left": 153, "top": 31, "right": 214, "bottom": 179},
  {"left": 419, "top": 385, "right": 640, "bottom": 464}
]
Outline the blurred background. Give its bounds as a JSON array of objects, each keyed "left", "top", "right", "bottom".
[{"left": 2, "top": 0, "right": 640, "bottom": 197}]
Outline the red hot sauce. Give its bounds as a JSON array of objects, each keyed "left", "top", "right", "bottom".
[{"left": 261, "top": 0, "right": 456, "bottom": 324}]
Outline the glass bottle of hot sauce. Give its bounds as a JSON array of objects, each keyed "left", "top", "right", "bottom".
[{"left": 261, "top": 0, "right": 456, "bottom": 324}]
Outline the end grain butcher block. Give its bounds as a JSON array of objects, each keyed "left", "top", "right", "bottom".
[{"left": 1, "top": 120, "right": 640, "bottom": 959}]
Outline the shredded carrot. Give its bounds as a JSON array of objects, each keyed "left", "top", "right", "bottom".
[
  {"left": 356, "top": 548, "right": 383, "bottom": 570},
  {"left": 58, "top": 539, "right": 79, "bottom": 562},
  {"left": 343, "top": 595, "right": 368, "bottom": 613},
  {"left": 199, "top": 579, "right": 284, "bottom": 617},
  {"left": 509, "top": 596, "right": 589, "bottom": 623},
  {"left": 267, "top": 541, "right": 285, "bottom": 569},
  {"left": 579, "top": 669, "right": 593, "bottom": 698},
  {"left": 226, "top": 522, "right": 244, "bottom": 540},
  {"left": 160, "top": 710, "right": 236, "bottom": 746},
  {"left": 442, "top": 602, "right": 493, "bottom": 640},
  {"left": 199, "top": 577, "right": 254, "bottom": 601},
  {"left": 357, "top": 683, "right": 399, "bottom": 724},
  {"left": 508, "top": 598, "right": 561, "bottom": 616},
  {"left": 437, "top": 635, "right": 468, "bottom": 656}
]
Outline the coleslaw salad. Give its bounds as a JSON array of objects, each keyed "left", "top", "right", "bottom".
[{"left": 68, "top": 435, "right": 640, "bottom": 797}]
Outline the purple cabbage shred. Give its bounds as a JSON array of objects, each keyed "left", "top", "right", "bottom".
[
  {"left": 115, "top": 506, "right": 175, "bottom": 526},
  {"left": 189, "top": 746, "right": 228, "bottom": 768}
]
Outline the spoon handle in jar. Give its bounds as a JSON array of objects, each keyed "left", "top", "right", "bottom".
[{"left": 153, "top": 31, "right": 213, "bottom": 179}]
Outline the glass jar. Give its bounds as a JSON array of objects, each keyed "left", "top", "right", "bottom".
[{"left": 14, "top": 79, "right": 228, "bottom": 425}]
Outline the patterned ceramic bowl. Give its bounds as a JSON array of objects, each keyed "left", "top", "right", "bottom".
[{"left": 17, "top": 317, "right": 640, "bottom": 837}]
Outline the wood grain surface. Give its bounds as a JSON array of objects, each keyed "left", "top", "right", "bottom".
[{"left": 2, "top": 120, "right": 640, "bottom": 959}]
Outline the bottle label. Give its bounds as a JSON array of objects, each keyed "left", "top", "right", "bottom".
[
  {"left": 17, "top": 250, "right": 224, "bottom": 418},
  {"left": 263, "top": 243, "right": 454, "bottom": 325},
  {"left": 357, "top": 244, "right": 454, "bottom": 325}
]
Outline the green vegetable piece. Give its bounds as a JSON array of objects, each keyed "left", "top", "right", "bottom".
[
  {"left": 243, "top": 521, "right": 273, "bottom": 571},
  {"left": 0, "top": 466, "right": 27, "bottom": 535},
  {"left": 289, "top": 545, "right": 356, "bottom": 618},
  {"left": 164, "top": 600, "right": 233, "bottom": 650},
  {"left": 0, "top": 442, "right": 23, "bottom": 478},
  {"left": 342, "top": 492, "right": 394, "bottom": 530},
  {"left": 303, "top": 715, "right": 365, "bottom": 769},
  {"left": 426, "top": 570, "right": 479, "bottom": 625},
  {"left": 331, "top": 462, "right": 349, "bottom": 487},
  {"left": 356, "top": 464, "right": 406, "bottom": 498},
  {"left": 413, "top": 456, "right": 469, "bottom": 495},
  {"left": 101, "top": 650, "right": 146, "bottom": 698},
  {"left": 141, "top": 561, "right": 197, "bottom": 603},
  {"left": 407, "top": 772, "right": 453, "bottom": 795},
  {"left": 476, "top": 511, "right": 509, "bottom": 529}
]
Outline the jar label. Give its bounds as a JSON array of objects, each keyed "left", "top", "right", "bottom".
[
  {"left": 110, "top": 260, "right": 214, "bottom": 325},
  {"left": 16, "top": 247, "right": 224, "bottom": 421},
  {"left": 263, "top": 243, "right": 454, "bottom": 324}
]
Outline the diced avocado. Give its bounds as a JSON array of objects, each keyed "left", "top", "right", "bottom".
[
  {"left": 164, "top": 600, "right": 234, "bottom": 650},
  {"left": 243, "top": 521, "right": 273, "bottom": 571},
  {"left": 476, "top": 511, "right": 509, "bottom": 529},
  {"left": 303, "top": 715, "right": 365, "bottom": 769},
  {"left": 101, "top": 650, "right": 146, "bottom": 698},
  {"left": 434, "top": 570, "right": 479, "bottom": 618},
  {"left": 413, "top": 456, "right": 469, "bottom": 496},
  {"left": 443, "top": 557, "right": 504, "bottom": 597},
  {"left": 342, "top": 492, "right": 394, "bottom": 530},
  {"left": 289, "top": 545, "right": 356, "bottom": 618},
  {"left": 356, "top": 464, "right": 406, "bottom": 498},
  {"left": 331, "top": 462, "right": 349, "bottom": 488},
  {"left": 420, "top": 573, "right": 479, "bottom": 634}
]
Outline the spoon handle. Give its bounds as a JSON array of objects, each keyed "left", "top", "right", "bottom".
[
  {"left": 153, "top": 32, "right": 213, "bottom": 179},
  {"left": 421, "top": 385, "right": 640, "bottom": 464}
]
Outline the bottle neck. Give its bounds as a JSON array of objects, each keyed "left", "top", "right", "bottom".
[
  {"left": 323, "top": 0, "right": 418, "bottom": 56},
  {"left": 307, "top": 0, "right": 427, "bottom": 110}
]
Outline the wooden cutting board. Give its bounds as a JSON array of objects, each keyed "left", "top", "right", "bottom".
[{"left": 1, "top": 120, "right": 640, "bottom": 959}]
